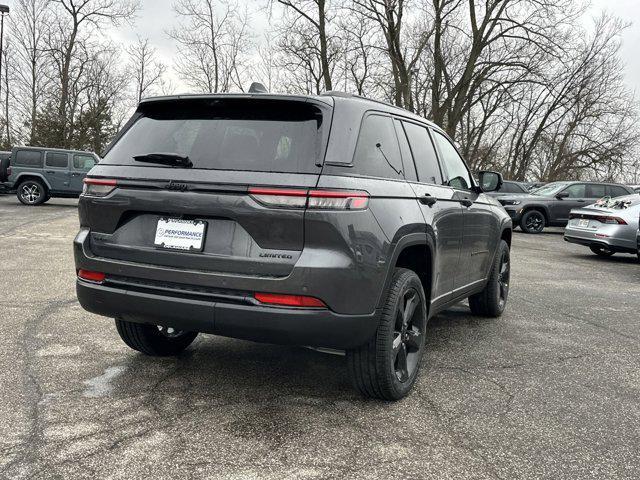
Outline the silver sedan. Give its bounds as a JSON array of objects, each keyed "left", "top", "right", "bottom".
[{"left": 564, "top": 195, "right": 640, "bottom": 257}]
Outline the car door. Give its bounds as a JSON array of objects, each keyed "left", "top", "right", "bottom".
[
  {"left": 70, "top": 153, "right": 98, "bottom": 193},
  {"left": 431, "top": 130, "right": 499, "bottom": 290},
  {"left": 44, "top": 151, "right": 70, "bottom": 192},
  {"left": 550, "top": 183, "right": 588, "bottom": 223},
  {"left": 396, "top": 119, "right": 464, "bottom": 301}
]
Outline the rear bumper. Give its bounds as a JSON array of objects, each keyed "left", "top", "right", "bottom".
[
  {"left": 564, "top": 224, "right": 637, "bottom": 254},
  {"left": 563, "top": 235, "right": 637, "bottom": 254},
  {"left": 77, "top": 279, "right": 379, "bottom": 349}
]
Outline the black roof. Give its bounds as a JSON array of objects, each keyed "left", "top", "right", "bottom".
[{"left": 139, "top": 91, "right": 440, "bottom": 130}]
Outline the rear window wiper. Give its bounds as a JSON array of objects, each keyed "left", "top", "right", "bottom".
[{"left": 133, "top": 153, "right": 193, "bottom": 168}]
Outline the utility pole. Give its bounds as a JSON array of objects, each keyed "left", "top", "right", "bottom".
[{"left": 0, "top": 4, "right": 9, "bottom": 99}]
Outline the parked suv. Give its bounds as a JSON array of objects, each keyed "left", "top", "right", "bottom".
[
  {"left": 5, "top": 146, "right": 99, "bottom": 205},
  {"left": 484, "top": 180, "right": 529, "bottom": 198},
  {"left": 498, "top": 181, "right": 634, "bottom": 233},
  {"left": 74, "top": 92, "right": 512, "bottom": 400}
]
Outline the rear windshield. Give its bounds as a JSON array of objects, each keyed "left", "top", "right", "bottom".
[{"left": 102, "top": 99, "right": 326, "bottom": 173}]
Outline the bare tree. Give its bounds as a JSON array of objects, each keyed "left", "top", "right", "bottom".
[
  {"left": 275, "top": 0, "right": 336, "bottom": 91},
  {"left": 170, "top": 0, "right": 253, "bottom": 93},
  {"left": 126, "top": 36, "right": 166, "bottom": 103},
  {"left": 350, "top": 0, "right": 431, "bottom": 111},
  {"left": 47, "top": 0, "right": 138, "bottom": 147},
  {"left": 9, "top": 0, "right": 50, "bottom": 144}
]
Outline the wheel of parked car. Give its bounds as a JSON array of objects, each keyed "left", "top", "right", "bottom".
[
  {"left": 346, "top": 268, "right": 427, "bottom": 401},
  {"left": 115, "top": 318, "right": 198, "bottom": 356},
  {"left": 589, "top": 245, "right": 615, "bottom": 257},
  {"left": 469, "top": 240, "right": 510, "bottom": 317},
  {"left": 520, "top": 210, "right": 545, "bottom": 234},
  {"left": 17, "top": 179, "right": 48, "bottom": 206}
]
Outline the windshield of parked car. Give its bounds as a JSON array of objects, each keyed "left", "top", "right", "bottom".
[
  {"left": 530, "top": 182, "right": 570, "bottom": 196},
  {"left": 102, "top": 98, "right": 325, "bottom": 174}
]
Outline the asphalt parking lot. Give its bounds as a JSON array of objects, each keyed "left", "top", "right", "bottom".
[{"left": 1, "top": 195, "right": 639, "bottom": 479}]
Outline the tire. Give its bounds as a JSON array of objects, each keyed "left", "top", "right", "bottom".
[
  {"left": 589, "top": 245, "right": 614, "bottom": 257},
  {"left": 519, "top": 209, "right": 545, "bottom": 234},
  {"left": 115, "top": 318, "right": 198, "bottom": 356},
  {"left": 346, "top": 268, "right": 427, "bottom": 401},
  {"left": 469, "top": 240, "right": 510, "bottom": 317},
  {"left": 17, "top": 179, "right": 47, "bottom": 205}
]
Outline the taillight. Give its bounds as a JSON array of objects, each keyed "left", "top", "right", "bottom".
[
  {"left": 570, "top": 213, "right": 627, "bottom": 225},
  {"left": 248, "top": 187, "right": 369, "bottom": 210},
  {"left": 77, "top": 269, "right": 106, "bottom": 283},
  {"left": 6, "top": 166, "right": 11, "bottom": 176},
  {"left": 308, "top": 190, "right": 369, "bottom": 210},
  {"left": 254, "top": 292, "right": 326, "bottom": 308},
  {"left": 248, "top": 187, "right": 308, "bottom": 208},
  {"left": 83, "top": 178, "right": 117, "bottom": 197},
  {"left": 596, "top": 216, "right": 627, "bottom": 225}
]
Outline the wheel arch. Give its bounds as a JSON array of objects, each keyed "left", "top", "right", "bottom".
[
  {"left": 521, "top": 204, "right": 549, "bottom": 225},
  {"left": 15, "top": 173, "right": 52, "bottom": 191},
  {"left": 377, "top": 233, "right": 434, "bottom": 310}
]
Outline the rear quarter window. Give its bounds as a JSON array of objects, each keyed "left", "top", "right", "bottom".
[
  {"left": 352, "top": 114, "right": 403, "bottom": 180},
  {"left": 14, "top": 150, "right": 43, "bottom": 168},
  {"left": 102, "top": 99, "right": 326, "bottom": 174},
  {"left": 607, "top": 185, "right": 629, "bottom": 198}
]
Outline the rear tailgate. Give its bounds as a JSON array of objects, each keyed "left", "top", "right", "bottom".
[{"left": 79, "top": 96, "right": 332, "bottom": 278}]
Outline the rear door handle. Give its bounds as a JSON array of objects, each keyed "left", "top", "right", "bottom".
[
  {"left": 45, "top": 170, "right": 55, "bottom": 174},
  {"left": 419, "top": 194, "right": 437, "bottom": 207}
]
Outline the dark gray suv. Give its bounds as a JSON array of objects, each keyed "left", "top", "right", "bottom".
[
  {"left": 74, "top": 93, "right": 512, "bottom": 400},
  {"left": 499, "top": 181, "right": 634, "bottom": 233}
]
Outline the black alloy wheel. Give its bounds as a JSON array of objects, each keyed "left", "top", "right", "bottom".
[
  {"left": 497, "top": 248, "right": 510, "bottom": 310},
  {"left": 520, "top": 210, "right": 545, "bottom": 234},
  {"left": 392, "top": 288, "right": 425, "bottom": 383},
  {"left": 347, "top": 268, "right": 427, "bottom": 400},
  {"left": 469, "top": 239, "right": 511, "bottom": 317}
]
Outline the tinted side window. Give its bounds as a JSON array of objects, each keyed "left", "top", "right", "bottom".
[
  {"left": 353, "top": 114, "right": 403, "bottom": 179},
  {"left": 14, "top": 150, "right": 43, "bottom": 168},
  {"left": 607, "top": 185, "right": 628, "bottom": 198},
  {"left": 45, "top": 152, "right": 68, "bottom": 168},
  {"left": 393, "top": 119, "right": 417, "bottom": 182},
  {"left": 587, "top": 184, "right": 606, "bottom": 198},
  {"left": 402, "top": 122, "right": 442, "bottom": 185},
  {"left": 74, "top": 155, "right": 97, "bottom": 171},
  {"left": 431, "top": 131, "right": 472, "bottom": 190},
  {"left": 564, "top": 184, "right": 586, "bottom": 198},
  {"left": 500, "top": 182, "right": 521, "bottom": 193}
]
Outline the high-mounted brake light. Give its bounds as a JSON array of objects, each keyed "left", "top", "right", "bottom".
[
  {"left": 248, "top": 187, "right": 369, "bottom": 210},
  {"left": 254, "top": 292, "right": 326, "bottom": 308},
  {"left": 82, "top": 178, "right": 117, "bottom": 197},
  {"left": 77, "top": 269, "right": 106, "bottom": 283}
]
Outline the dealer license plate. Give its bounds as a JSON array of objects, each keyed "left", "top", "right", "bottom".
[
  {"left": 154, "top": 218, "right": 207, "bottom": 251},
  {"left": 577, "top": 219, "right": 590, "bottom": 228}
]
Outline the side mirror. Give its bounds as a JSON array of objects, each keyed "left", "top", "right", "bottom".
[
  {"left": 556, "top": 192, "right": 569, "bottom": 199},
  {"left": 478, "top": 171, "right": 503, "bottom": 192}
]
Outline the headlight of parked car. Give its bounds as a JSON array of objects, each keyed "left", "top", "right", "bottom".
[{"left": 501, "top": 200, "right": 521, "bottom": 206}]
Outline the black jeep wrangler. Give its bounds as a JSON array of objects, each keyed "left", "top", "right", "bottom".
[{"left": 75, "top": 92, "right": 512, "bottom": 400}]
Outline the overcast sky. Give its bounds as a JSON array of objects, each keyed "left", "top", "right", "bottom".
[{"left": 105, "top": 0, "right": 640, "bottom": 95}]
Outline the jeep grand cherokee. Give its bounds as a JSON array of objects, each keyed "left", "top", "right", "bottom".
[{"left": 74, "top": 92, "right": 512, "bottom": 400}]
